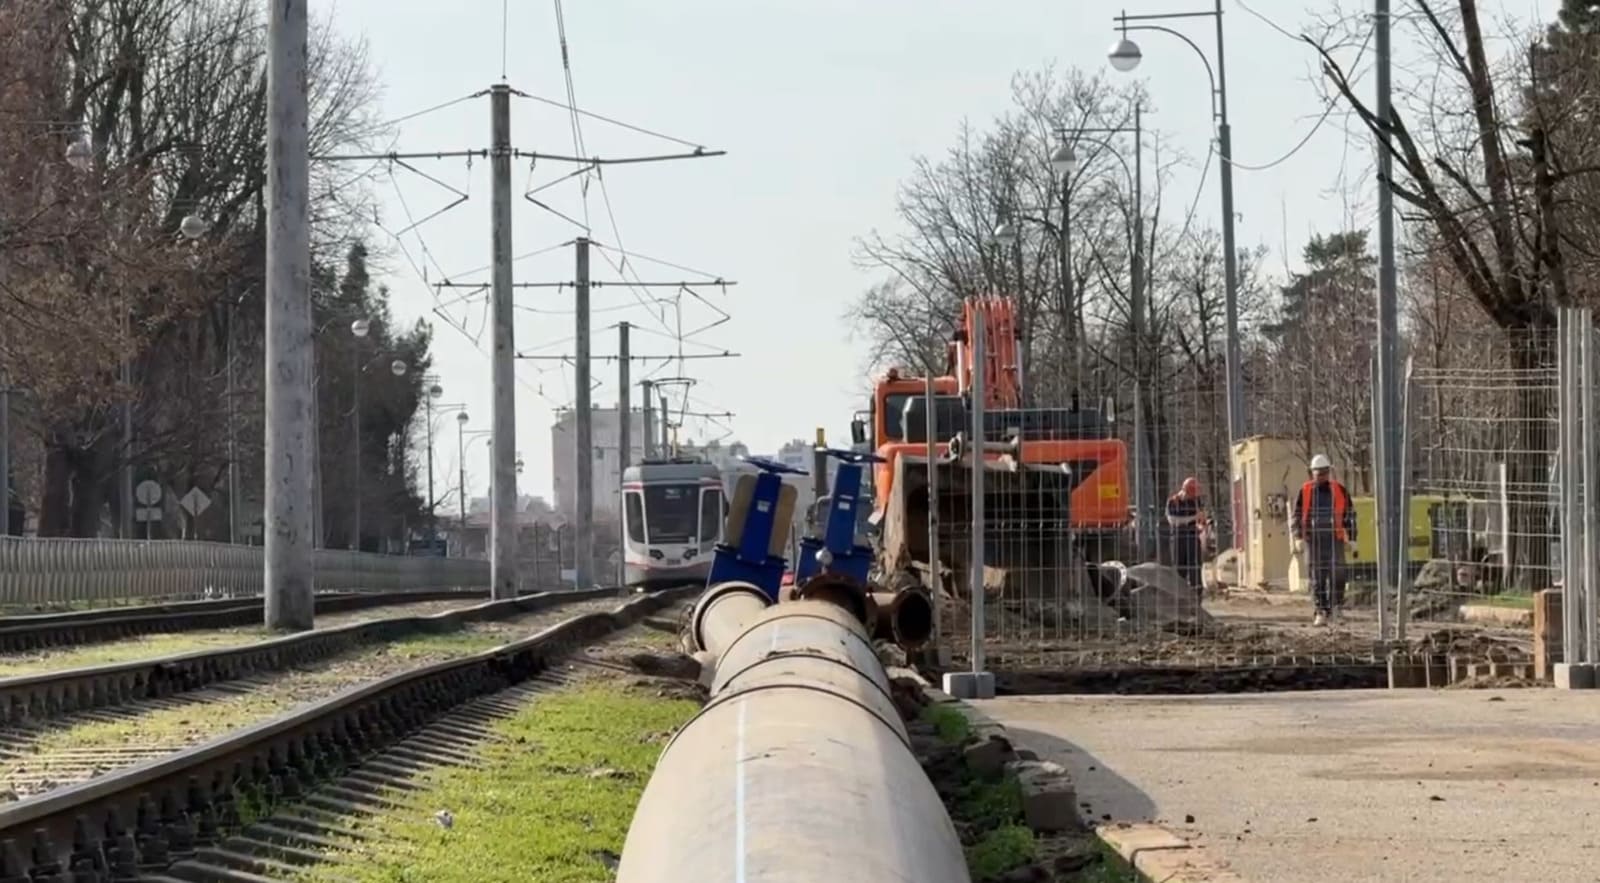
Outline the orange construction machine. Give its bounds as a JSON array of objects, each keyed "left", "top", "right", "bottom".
[{"left": 854, "top": 295, "right": 1130, "bottom": 598}]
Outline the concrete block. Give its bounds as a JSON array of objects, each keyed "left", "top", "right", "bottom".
[
  {"left": 1553, "top": 662, "right": 1598, "bottom": 690},
  {"left": 962, "top": 735, "right": 1014, "bottom": 778},
  {"left": 941, "top": 670, "right": 995, "bottom": 700},
  {"left": 1097, "top": 823, "right": 1248, "bottom": 883},
  {"left": 1009, "top": 760, "right": 1080, "bottom": 832},
  {"left": 1388, "top": 652, "right": 1424, "bottom": 688}
]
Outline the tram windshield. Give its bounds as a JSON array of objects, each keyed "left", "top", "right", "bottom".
[{"left": 644, "top": 484, "right": 699, "bottom": 543}]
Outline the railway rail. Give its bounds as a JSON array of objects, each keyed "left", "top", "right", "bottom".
[
  {"left": 0, "top": 588, "right": 622, "bottom": 728},
  {"left": 0, "top": 590, "right": 492, "bottom": 656},
  {"left": 0, "top": 586, "right": 695, "bottom": 879}
]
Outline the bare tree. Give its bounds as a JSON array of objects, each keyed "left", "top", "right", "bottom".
[
  {"left": 1309, "top": 0, "right": 1589, "bottom": 587},
  {"left": 0, "top": 0, "right": 385, "bottom": 535}
]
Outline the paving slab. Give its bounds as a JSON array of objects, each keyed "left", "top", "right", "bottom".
[{"left": 978, "top": 688, "right": 1600, "bottom": 883}]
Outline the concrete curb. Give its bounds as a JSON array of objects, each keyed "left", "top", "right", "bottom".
[
  {"left": 891, "top": 667, "right": 1248, "bottom": 883},
  {"left": 1096, "top": 823, "right": 1249, "bottom": 883}
]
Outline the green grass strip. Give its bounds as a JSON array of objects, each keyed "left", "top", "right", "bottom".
[{"left": 301, "top": 683, "right": 698, "bottom": 883}]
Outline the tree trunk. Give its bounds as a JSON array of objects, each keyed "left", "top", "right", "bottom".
[{"left": 1506, "top": 330, "right": 1555, "bottom": 590}]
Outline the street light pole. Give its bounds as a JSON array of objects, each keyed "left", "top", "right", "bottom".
[
  {"left": 1110, "top": 1, "right": 1244, "bottom": 447},
  {"left": 1055, "top": 108, "right": 1148, "bottom": 557}
]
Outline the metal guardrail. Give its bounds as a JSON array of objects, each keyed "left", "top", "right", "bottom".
[{"left": 0, "top": 537, "right": 490, "bottom": 606}]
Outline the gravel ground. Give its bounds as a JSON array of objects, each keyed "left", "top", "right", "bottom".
[
  {"left": 0, "top": 596, "right": 495, "bottom": 677},
  {"left": 0, "top": 596, "right": 625, "bottom": 802},
  {"left": 945, "top": 591, "right": 1533, "bottom": 693}
]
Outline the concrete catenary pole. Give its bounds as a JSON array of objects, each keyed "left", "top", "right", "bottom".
[
  {"left": 640, "top": 378, "right": 655, "bottom": 459},
  {"left": 1374, "top": 0, "right": 1403, "bottom": 637},
  {"left": 618, "top": 322, "right": 632, "bottom": 586},
  {"left": 489, "top": 84, "right": 519, "bottom": 599},
  {"left": 619, "top": 322, "right": 632, "bottom": 475},
  {"left": 1214, "top": 0, "right": 1245, "bottom": 450},
  {"left": 263, "top": 0, "right": 315, "bottom": 630},
  {"left": 574, "top": 236, "right": 594, "bottom": 590}
]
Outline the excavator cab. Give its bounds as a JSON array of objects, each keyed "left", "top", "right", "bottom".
[{"left": 882, "top": 394, "right": 1086, "bottom": 598}]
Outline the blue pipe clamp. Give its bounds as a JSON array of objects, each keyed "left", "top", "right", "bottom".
[
  {"left": 707, "top": 455, "right": 806, "bottom": 601},
  {"left": 794, "top": 448, "right": 885, "bottom": 590}
]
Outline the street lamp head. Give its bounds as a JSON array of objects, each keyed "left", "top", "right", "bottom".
[
  {"left": 1051, "top": 143, "right": 1077, "bottom": 177},
  {"left": 993, "top": 221, "right": 1019, "bottom": 248},
  {"left": 65, "top": 135, "right": 94, "bottom": 171},
  {"left": 456, "top": 411, "right": 469, "bottom": 425},
  {"left": 178, "top": 214, "right": 210, "bottom": 240},
  {"left": 350, "top": 318, "right": 370, "bottom": 338},
  {"left": 390, "top": 359, "right": 408, "bottom": 377},
  {"left": 428, "top": 383, "right": 443, "bottom": 400},
  {"left": 1108, "top": 36, "right": 1143, "bottom": 72}
]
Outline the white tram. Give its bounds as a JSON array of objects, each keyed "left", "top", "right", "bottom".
[{"left": 622, "top": 458, "right": 725, "bottom": 590}]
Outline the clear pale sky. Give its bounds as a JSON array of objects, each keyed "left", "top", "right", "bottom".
[{"left": 309, "top": 0, "right": 1556, "bottom": 502}]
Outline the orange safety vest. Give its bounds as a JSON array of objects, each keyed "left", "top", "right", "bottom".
[{"left": 1299, "top": 479, "right": 1350, "bottom": 542}]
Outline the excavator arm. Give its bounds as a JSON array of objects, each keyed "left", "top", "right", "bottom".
[{"left": 959, "top": 295, "right": 1022, "bottom": 410}]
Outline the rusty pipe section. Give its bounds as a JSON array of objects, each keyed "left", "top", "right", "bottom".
[
  {"left": 869, "top": 587, "right": 935, "bottom": 649},
  {"left": 618, "top": 599, "right": 970, "bottom": 883}
]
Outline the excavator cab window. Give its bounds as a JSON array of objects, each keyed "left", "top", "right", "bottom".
[{"left": 901, "top": 395, "right": 968, "bottom": 444}]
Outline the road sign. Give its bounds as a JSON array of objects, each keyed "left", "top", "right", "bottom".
[
  {"left": 179, "top": 487, "right": 211, "bottom": 518},
  {"left": 135, "top": 481, "right": 162, "bottom": 507},
  {"left": 135, "top": 507, "right": 162, "bottom": 523}
]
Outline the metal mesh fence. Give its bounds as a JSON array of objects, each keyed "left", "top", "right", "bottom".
[
  {"left": 1403, "top": 327, "right": 1558, "bottom": 632},
  {"left": 927, "top": 323, "right": 1560, "bottom": 679},
  {"left": 0, "top": 537, "right": 490, "bottom": 608}
]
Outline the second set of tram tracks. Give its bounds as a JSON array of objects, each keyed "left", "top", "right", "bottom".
[
  {"left": 0, "top": 589, "right": 630, "bottom": 807},
  {"left": 0, "top": 586, "right": 698, "bottom": 881}
]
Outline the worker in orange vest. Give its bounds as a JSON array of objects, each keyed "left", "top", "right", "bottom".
[{"left": 1290, "top": 454, "right": 1357, "bottom": 626}]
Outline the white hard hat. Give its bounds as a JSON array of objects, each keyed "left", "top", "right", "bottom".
[{"left": 1309, "top": 454, "right": 1332, "bottom": 470}]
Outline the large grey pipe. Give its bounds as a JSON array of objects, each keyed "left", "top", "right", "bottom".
[{"left": 619, "top": 598, "right": 969, "bottom": 883}]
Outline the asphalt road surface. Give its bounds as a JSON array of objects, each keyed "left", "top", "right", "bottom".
[{"left": 979, "top": 688, "right": 1600, "bottom": 883}]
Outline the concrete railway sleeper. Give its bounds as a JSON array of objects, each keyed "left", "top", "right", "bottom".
[
  {"left": 0, "top": 590, "right": 491, "bottom": 657},
  {"left": 0, "top": 586, "right": 696, "bottom": 880},
  {"left": 0, "top": 588, "right": 621, "bottom": 730}
]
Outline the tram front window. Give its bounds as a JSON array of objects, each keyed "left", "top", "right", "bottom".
[{"left": 644, "top": 485, "right": 699, "bottom": 544}]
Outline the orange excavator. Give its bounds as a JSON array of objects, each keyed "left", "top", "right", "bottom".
[{"left": 853, "top": 295, "right": 1130, "bottom": 599}]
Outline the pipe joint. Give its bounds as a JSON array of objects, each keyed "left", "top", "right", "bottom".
[{"left": 790, "top": 572, "right": 872, "bottom": 625}]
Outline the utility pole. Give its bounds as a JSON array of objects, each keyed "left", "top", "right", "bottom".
[
  {"left": 619, "top": 322, "right": 632, "bottom": 475},
  {"left": 574, "top": 236, "right": 594, "bottom": 590},
  {"left": 659, "top": 393, "right": 670, "bottom": 453},
  {"left": 263, "top": 0, "right": 314, "bottom": 630},
  {"left": 617, "top": 322, "right": 631, "bottom": 587},
  {"left": 489, "top": 83, "right": 518, "bottom": 600},
  {"left": 641, "top": 379, "right": 655, "bottom": 459},
  {"left": 1374, "top": 0, "right": 1401, "bottom": 639}
]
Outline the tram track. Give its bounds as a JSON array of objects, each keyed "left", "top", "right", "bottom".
[
  {"left": 0, "top": 589, "right": 622, "bottom": 729},
  {"left": 0, "top": 590, "right": 491, "bottom": 657},
  {"left": 0, "top": 586, "right": 696, "bottom": 880},
  {"left": 0, "top": 594, "right": 628, "bottom": 805}
]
